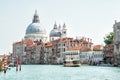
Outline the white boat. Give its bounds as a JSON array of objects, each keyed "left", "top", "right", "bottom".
[{"left": 63, "top": 50, "right": 81, "bottom": 67}]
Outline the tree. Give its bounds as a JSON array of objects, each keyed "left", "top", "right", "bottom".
[{"left": 104, "top": 32, "right": 114, "bottom": 45}]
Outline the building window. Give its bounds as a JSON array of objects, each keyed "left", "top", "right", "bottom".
[
  {"left": 24, "top": 47, "right": 26, "bottom": 52},
  {"left": 52, "top": 38, "right": 54, "bottom": 41},
  {"left": 63, "top": 48, "right": 66, "bottom": 52}
]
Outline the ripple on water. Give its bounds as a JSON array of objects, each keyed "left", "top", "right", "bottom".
[{"left": 0, "top": 65, "right": 120, "bottom": 80}]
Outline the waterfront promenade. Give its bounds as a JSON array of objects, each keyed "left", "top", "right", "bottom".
[{"left": 0, "top": 65, "right": 120, "bottom": 80}]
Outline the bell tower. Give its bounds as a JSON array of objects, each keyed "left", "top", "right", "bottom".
[{"left": 61, "top": 23, "right": 67, "bottom": 38}]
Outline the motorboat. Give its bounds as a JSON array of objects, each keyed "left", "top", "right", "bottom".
[{"left": 63, "top": 50, "right": 81, "bottom": 67}]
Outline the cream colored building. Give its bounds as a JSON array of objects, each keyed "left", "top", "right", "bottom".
[{"left": 13, "top": 40, "right": 33, "bottom": 64}]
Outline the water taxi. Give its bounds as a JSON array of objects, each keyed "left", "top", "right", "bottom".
[{"left": 63, "top": 50, "right": 81, "bottom": 67}]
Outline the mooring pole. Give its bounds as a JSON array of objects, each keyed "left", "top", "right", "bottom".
[
  {"left": 19, "top": 56, "right": 22, "bottom": 71},
  {"left": 16, "top": 56, "right": 18, "bottom": 71},
  {"left": 4, "top": 54, "right": 7, "bottom": 73}
]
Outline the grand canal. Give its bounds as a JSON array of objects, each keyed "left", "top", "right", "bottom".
[{"left": 0, "top": 65, "right": 120, "bottom": 80}]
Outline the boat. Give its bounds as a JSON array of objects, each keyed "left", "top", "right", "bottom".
[{"left": 63, "top": 50, "right": 81, "bottom": 67}]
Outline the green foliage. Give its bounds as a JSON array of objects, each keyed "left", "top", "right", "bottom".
[{"left": 104, "top": 32, "right": 114, "bottom": 45}]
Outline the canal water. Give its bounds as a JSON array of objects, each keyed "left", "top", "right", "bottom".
[{"left": 0, "top": 65, "right": 120, "bottom": 80}]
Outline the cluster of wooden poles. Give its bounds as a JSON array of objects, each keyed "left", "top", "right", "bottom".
[
  {"left": 16, "top": 56, "right": 22, "bottom": 72},
  {"left": 3, "top": 54, "right": 22, "bottom": 74},
  {"left": 3, "top": 54, "right": 7, "bottom": 73}
]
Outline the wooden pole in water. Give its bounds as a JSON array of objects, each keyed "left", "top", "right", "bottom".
[
  {"left": 4, "top": 54, "right": 7, "bottom": 74},
  {"left": 16, "top": 56, "right": 18, "bottom": 71},
  {"left": 19, "top": 56, "right": 22, "bottom": 71}
]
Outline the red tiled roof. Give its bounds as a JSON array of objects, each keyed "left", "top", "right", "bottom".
[
  {"left": 21, "top": 40, "right": 33, "bottom": 44},
  {"left": 14, "top": 40, "right": 33, "bottom": 45},
  {"left": 52, "top": 38, "right": 73, "bottom": 42},
  {"left": 45, "top": 42, "right": 53, "bottom": 47},
  {"left": 68, "top": 46, "right": 91, "bottom": 51},
  {"left": 28, "top": 44, "right": 36, "bottom": 47},
  {"left": 52, "top": 37, "right": 93, "bottom": 44},
  {"left": 93, "top": 45, "right": 101, "bottom": 51}
]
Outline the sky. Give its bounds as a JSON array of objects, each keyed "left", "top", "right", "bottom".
[{"left": 0, "top": 0, "right": 120, "bottom": 54}]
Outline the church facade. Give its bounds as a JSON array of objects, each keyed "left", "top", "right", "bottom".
[{"left": 24, "top": 11, "right": 47, "bottom": 42}]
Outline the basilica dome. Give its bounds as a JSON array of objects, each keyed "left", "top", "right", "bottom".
[
  {"left": 24, "top": 10, "right": 47, "bottom": 42},
  {"left": 50, "top": 29, "right": 61, "bottom": 37},
  {"left": 26, "top": 23, "right": 45, "bottom": 34},
  {"left": 50, "top": 23, "right": 61, "bottom": 37},
  {"left": 25, "top": 11, "right": 46, "bottom": 34}
]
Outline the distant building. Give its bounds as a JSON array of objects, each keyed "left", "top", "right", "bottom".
[
  {"left": 51, "top": 38, "right": 73, "bottom": 64},
  {"left": 13, "top": 40, "right": 33, "bottom": 64},
  {"left": 92, "top": 45, "right": 104, "bottom": 64},
  {"left": 7, "top": 53, "right": 13, "bottom": 64},
  {"left": 69, "top": 44, "right": 103, "bottom": 65},
  {"left": 24, "top": 10, "right": 47, "bottom": 42},
  {"left": 12, "top": 10, "right": 95, "bottom": 65},
  {"left": 113, "top": 20, "right": 120, "bottom": 65},
  {"left": 25, "top": 43, "right": 36, "bottom": 64},
  {"left": 24, "top": 41, "right": 53, "bottom": 64},
  {"left": 35, "top": 43, "right": 46, "bottom": 64},
  {"left": 103, "top": 44, "right": 114, "bottom": 64},
  {"left": 13, "top": 37, "right": 93, "bottom": 64},
  {"left": 49, "top": 22, "right": 67, "bottom": 41},
  {"left": 91, "top": 51, "right": 103, "bottom": 65},
  {"left": 44, "top": 42, "right": 53, "bottom": 64},
  {"left": 69, "top": 46, "right": 91, "bottom": 64}
]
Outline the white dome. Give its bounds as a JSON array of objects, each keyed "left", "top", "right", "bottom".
[
  {"left": 50, "top": 22, "right": 61, "bottom": 37},
  {"left": 26, "top": 23, "right": 46, "bottom": 34},
  {"left": 50, "top": 29, "right": 61, "bottom": 37},
  {"left": 24, "top": 10, "right": 47, "bottom": 42}
]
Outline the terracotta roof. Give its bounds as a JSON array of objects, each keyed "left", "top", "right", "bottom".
[
  {"left": 93, "top": 45, "right": 102, "bottom": 51},
  {"left": 28, "top": 44, "right": 36, "bottom": 48},
  {"left": 14, "top": 40, "right": 33, "bottom": 45},
  {"left": 68, "top": 46, "right": 91, "bottom": 51},
  {"left": 52, "top": 38, "right": 73, "bottom": 42},
  {"left": 21, "top": 40, "right": 33, "bottom": 44},
  {"left": 14, "top": 41, "right": 21, "bottom": 44},
  {"left": 45, "top": 42, "right": 53, "bottom": 47}
]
